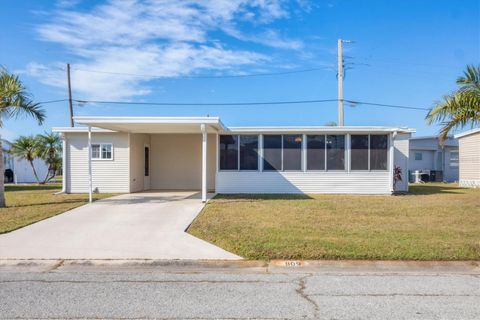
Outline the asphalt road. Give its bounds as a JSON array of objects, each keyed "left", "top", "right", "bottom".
[{"left": 0, "top": 261, "right": 479, "bottom": 319}]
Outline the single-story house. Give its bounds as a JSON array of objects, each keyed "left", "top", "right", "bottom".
[
  {"left": 408, "top": 136, "right": 459, "bottom": 182},
  {"left": 2, "top": 139, "right": 50, "bottom": 183},
  {"left": 53, "top": 116, "right": 414, "bottom": 202},
  {"left": 454, "top": 128, "right": 480, "bottom": 188}
]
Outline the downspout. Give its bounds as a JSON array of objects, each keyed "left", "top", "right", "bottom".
[{"left": 62, "top": 134, "right": 67, "bottom": 193}]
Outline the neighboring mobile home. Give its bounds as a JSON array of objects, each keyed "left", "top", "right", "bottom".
[
  {"left": 2, "top": 139, "right": 50, "bottom": 183},
  {"left": 454, "top": 128, "right": 480, "bottom": 188},
  {"left": 408, "top": 136, "right": 459, "bottom": 182},
  {"left": 53, "top": 117, "right": 414, "bottom": 201}
]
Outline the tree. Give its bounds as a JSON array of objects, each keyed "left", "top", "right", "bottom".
[
  {"left": 9, "top": 136, "right": 43, "bottom": 184},
  {"left": 37, "top": 132, "right": 62, "bottom": 183},
  {"left": 426, "top": 65, "right": 480, "bottom": 142},
  {"left": 0, "top": 67, "right": 45, "bottom": 207}
]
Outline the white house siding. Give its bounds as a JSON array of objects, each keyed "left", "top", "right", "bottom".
[
  {"left": 393, "top": 133, "right": 410, "bottom": 192},
  {"left": 150, "top": 134, "right": 216, "bottom": 191},
  {"left": 129, "top": 133, "right": 151, "bottom": 192},
  {"left": 216, "top": 171, "right": 391, "bottom": 194},
  {"left": 65, "top": 132, "right": 130, "bottom": 193},
  {"left": 458, "top": 132, "right": 480, "bottom": 188}
]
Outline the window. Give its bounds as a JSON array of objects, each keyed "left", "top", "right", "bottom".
[
  {"left": 307, "top": 135, "right": 325, "bottom": 170},
  {"left": 263, "top": 135, "right": 282, "bottom": 171},
  {"left": 326, "top": 135, "right": 345, "bottom": 170},
  {"left": 91, "top": 144, "right": 100, "bottom": 159},
  {"left": 91, "top": 143, "right": 112, "bottom": 160},
  {"left": 283, "top": 135, "right": 302, "bottom": 170},
  {"left": 219, "top": 135, "right": 238, "bottom": 170},
  {"left": 240, "top": 135, "right": 258, "bottom": 170},
  {"left": 449, "top": 151, "right": 459, "bottom": 167},
  {"left": 370, "top": 135, "right": 388, "bottom": 170},
  {"left": 415, "top": 152, "right": 423, "bottom": 161},
  {"left": 144, "top": 146, "right": 150, "bottom": 176},
  {"left": 350, "top": 135, "right": 369, "bottom": 170}
]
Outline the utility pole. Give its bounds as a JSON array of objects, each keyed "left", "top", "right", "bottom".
[
  {"left": 337, "top": 39, "right": 353, "bottom": 126},
  {"left": 67, "top": 63, "right": 74, "bottom": 127},
  {"left": 337, "top": 39, "right": 344, "bottom": 126}
]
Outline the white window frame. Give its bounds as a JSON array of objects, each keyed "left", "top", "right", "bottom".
[
  {"left": 91, "top": 143, "right": 113, "bottom": 161},
  {"left": 414, "top": 152, "right": 423, "bottom": 161}
]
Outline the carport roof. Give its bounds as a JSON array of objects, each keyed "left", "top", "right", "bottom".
[
  {"left": 52, "top": 116, "right": 415, "bottom": 134},
  {"left": 53, "top": 116, "right": 227, "bottom": 134}
]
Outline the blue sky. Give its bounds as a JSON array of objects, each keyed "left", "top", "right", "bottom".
[{"left": 1, "top": 0, "right": 479, "bottom": 140}]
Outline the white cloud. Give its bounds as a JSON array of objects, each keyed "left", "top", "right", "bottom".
[{"left": 29, "top": 0, "right": 308, "bottom": 100}]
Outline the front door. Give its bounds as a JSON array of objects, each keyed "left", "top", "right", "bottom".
[{"left": 144, "top": 145, "right": 150, "bottom": 190}]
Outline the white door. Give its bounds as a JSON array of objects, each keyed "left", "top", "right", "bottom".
[{"left": 144, "top": 145, "right": 151, "bottom": 190}]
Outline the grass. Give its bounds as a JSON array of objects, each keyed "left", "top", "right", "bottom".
[
  {"left": 0, "top": 183, "right": 117, "bottom": 234},
  {"left": 188, "top": 183, "right": 480, "bottom": 261}
]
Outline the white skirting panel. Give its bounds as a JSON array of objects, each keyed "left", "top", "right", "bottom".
[
  {"left": 459, "top": 179, "right": 480, "bottom": 188},
  {"left": 216, "top": 171, "right": 391, "bottom": 194}
]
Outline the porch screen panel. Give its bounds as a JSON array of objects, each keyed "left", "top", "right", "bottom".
[
  {"left": 307, "top": 135, "right": 325, "bottom": 170},
  {"left": 219, "top": 135, "right": 239, "bottom": 170},
  {"left": 351, "top": 135, "right": 369, "bottom": 170},
  {"left": 263, "top": 135, "right": 282, "bottom": 171},
  {"left": 326, "top": 135, "right": 345, "bottom": 170},
  {"left": 370, "top": 135, "right": 388, "bottom": 170},
  {"left": 283, "top": 135, "right": 302, "bottom": 170},
  {"left": 240, "top": 135, "right": 258, "bottom": 170}
]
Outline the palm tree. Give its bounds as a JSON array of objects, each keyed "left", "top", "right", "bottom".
[
  {"left": 426, "top": 65, "right": 480, "bottom": 142},
  {"left": 9, "top": 136, "right": 42, "bottom": 184},
  {"left": 37, "top": 132, "right": 62, "bottom": 183},
  {"left": 0, "top": 67, "right": 45, "bottom": 206}
]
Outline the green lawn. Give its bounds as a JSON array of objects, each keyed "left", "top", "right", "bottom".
[
  {"left": 0, "top": 183, "right": 117, "bottom": 234},
  {"left": 188, "top": 183, "right": 480, "bottom": 260}
]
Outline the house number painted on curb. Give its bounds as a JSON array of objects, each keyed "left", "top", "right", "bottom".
[{"left": 284, "top": 261, "right": 302, "bottom": 267}]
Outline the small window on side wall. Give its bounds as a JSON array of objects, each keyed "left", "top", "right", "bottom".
[
  {"left": 414, "top": 152, "right": 423, "bottom": 161},
  {"left": 91, "top": 143, "right": 113, "bottom": 160}
]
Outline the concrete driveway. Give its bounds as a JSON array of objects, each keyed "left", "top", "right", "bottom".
[{"left": 0, "top": 192, "right": 241, "bottom": 260}]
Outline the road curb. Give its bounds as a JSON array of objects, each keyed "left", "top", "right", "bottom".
[{"left": 1, "top": 259, "right": 479, "bottom": 273}]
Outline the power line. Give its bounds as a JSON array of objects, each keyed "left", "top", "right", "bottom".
[
  {"left": 73, "top": 98, "right": 429, "bottom": 110},
  {"left": 74, "top": 99, "right": 339, "bottom": 106},
  {"left": 345, "top": 100, "right": 430, "bottom": 111},
  {"left": 38, "top": 99, "right": 69, "bottom": 104},
  {"left": 71, "top": 66, "right": 334, "bottom": 79}
]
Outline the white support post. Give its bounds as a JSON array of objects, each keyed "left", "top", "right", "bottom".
[
  {"left": 389, "top": 132, "right": 396, "bottom": 193},
  {"left": 346, "top": 133, "right": 351, "bottom": 172},
  {"left": 302, "top": 134, "right": 307, "bottom": 172},
  {"left": 62, "top": 135, "right": 67, "bottom": 193},
  {"left": 87, "top": 126, "right": 93, "bottom": 203},
  {"left": 201, "top": 124, "right": 207, "bottom": 202}
]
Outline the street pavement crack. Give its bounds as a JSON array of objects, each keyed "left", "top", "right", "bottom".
[{"left": 294, "top": 274, "right": 319, "bottom": 319}]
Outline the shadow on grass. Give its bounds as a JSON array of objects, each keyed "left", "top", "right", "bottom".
[
  {"left": 5, "top": 184, "right": 61, "bottom": 192},
  {"left": 5, "top": 199, "right": 87, "bottom": 208},
  {"left": 408, "top": 183, "right": 469, "bottom": 195},
  {"left": 214, "top": 194, "right": 313, "bottom": 200}
]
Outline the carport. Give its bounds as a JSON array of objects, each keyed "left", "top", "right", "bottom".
[{"left": 70, "top": 117, "right": 226, "bottom": 203}]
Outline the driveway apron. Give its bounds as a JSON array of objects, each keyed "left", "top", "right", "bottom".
[{"left": 0, "top": 192, "right": 241, "bottom": 260}]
